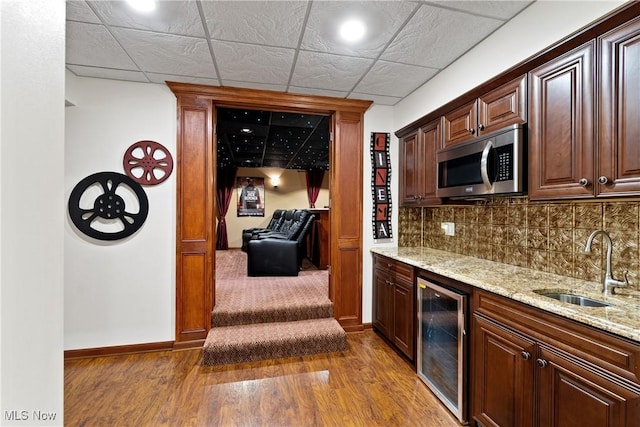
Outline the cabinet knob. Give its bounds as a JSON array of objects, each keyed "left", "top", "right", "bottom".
[
  {"left": 521, "top": 351, "right": 531, "bottom": 360},
  {"left": 578, "top": 178, "right": 589, "bottom": 187},
  {"left": 478, "top": 124, "right": 485, "bottom": 131},
  {"left": 536, "top": 358, "right": 548, "bottom": 368},
  {"left": 469, "top": 128, "right": 476, "bottom": 135},
  {"left": 598, "top": 176, "right": 609, "bottom": 185}
]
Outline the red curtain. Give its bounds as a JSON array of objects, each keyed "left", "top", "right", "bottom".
[
  {"left": 305, "top": 169, "right": 324, "bottom": 208},
  {"left": 215, "top": 167, "right": 237, "bottom": 250}
]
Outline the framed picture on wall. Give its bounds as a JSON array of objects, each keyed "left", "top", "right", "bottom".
[{"left": 236, "top": 176, "right": 265, "bottom": 217}]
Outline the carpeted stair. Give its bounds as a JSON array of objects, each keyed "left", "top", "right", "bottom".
[
  {"left": 202, "top": 318, "right": 347, "bottom": 366},
  {"left": 202, "top": 250, "right": 347, "bottom": 366}
]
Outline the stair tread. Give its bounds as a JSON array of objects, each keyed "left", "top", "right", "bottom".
[
  {"left": 211, "top": 301, "right": 334, "bottom": 327},
  {"left": 202, "top": 318, "right": 347, "bottom": 366}
]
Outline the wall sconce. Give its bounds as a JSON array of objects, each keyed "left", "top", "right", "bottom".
[{"left": 271, "top": 177, "right": 280, "bottom": 188}]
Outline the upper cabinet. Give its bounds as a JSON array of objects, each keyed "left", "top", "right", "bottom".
[
  {"left": 597, "top": 16, "right": 640, "bottom": 197},
  {"left": 443, "top": 75, "right": 527, "bottom": 148},
  {"left": 529, "top": 16, "right": 640, "bottom": 200},
  {"left": 528, "top": 41, "right": 596, "bottom": 200},
  {"left": 399, "top": 119, "right": 442, "bottom": 206}
]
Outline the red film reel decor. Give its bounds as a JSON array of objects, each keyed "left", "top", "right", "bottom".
[{"left": 123, "top": 140, "right": 174, "bottom": 185}]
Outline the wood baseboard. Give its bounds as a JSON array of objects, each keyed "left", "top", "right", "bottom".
[
  {"left": 173, "top": 339, "right": 205, "bottom": 351},
  {"left": 64, "top": 341, "right": 175, "bottom": 359}
]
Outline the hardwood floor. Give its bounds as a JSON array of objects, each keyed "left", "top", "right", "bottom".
[{"left": 65, "top": 330, "right": 460, "bottom": 426}]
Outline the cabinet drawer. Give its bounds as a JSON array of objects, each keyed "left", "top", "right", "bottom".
[
  {"left": 474, "top": 290, "right": 640, "bottom": 384},
  {"left": 374, "top": 255, "right": 414, "bottom": 282}
]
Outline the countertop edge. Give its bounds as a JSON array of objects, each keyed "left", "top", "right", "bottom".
[{"left": 371, "top": 247, "right": 640, "bottom": 344}]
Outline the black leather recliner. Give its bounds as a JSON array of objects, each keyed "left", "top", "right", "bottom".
[
  {"left": 246, "top": 210, "right": 316, "bottom": 276},
  {"left": 240, "top": 209, "right": 286, "bottom": 252}
]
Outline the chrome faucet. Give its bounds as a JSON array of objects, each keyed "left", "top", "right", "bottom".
[{"left": 584, "top": 230, "right": 629, "bottom": 296}]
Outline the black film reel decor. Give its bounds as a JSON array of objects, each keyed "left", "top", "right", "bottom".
[{"left": 68, "top": 172, "right": 149, "bottom": 241}]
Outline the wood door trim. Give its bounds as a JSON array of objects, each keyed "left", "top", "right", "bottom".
[{"left": 168, "top": 84, "right": 372, "bottom": 341}]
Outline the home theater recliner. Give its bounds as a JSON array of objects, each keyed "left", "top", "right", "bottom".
[
  {"left": 244, "top": 209, "right": 316, "bottom": 276},
  {"left": 240, "top": 209, "right": 286, "bottom": 252}
]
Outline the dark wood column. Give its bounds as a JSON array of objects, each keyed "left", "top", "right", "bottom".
[
  {"left": 331, "top": 110, "right": 365, "bottom": 331},
  {"left": 173, "top": 94, "right": 215, "bottom": 345}
]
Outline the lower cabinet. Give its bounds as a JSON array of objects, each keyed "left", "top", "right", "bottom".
[
  {"left": 473, "top": 314, "right": 535, "bottom": 427},
  {"left": 372, "top": 254, "right": 416, "bottom": 361},
  {"left": 472, "top": 290, "right": 640, "bottom": 427}
]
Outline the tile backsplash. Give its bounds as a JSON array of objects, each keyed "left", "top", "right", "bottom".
[{"left": 398, "top": 197, "right": 640, "bottom": 288}]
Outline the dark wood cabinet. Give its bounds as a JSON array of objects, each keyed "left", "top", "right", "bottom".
[
  {"left": 529, "top": 16, "right": 640, "bottom": 200},
  {"left": 537, "top": 347, "right": 640, "bottom": 427},
  {"left": 597, "top": 16, "right": 640, "bottom": 196},
  {"left": 528, "top": 41, "right": 596, "bottom": 200},
  {"left": 443, "top": 74, "right": 527, "bottom": 147},
  {"left": 399, "top": 120, "right": 441, "bottom": 206},
  {"left": 372, "top": 254, "right": 416, "bottom": 361},
  {"left": 473, "top": 314, "right": 535, "bottom": 427},
  {"left": 472, "top": 290, "right": 640, "bottom": 427}
]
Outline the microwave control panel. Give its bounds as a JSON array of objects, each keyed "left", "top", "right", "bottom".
[{"left": 495, "top": 146, "right": 513, "bottom": 182}]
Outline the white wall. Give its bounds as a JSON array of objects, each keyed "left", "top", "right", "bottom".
[
  {"left": 362, "top": 105, "right": 398, "bottom": 323},
  {"left": 64, "top": 73, "right": 176, "bottom": 350},
  {"left": 1, "top": 0, "right": 65, "bottom": 424},
  {"left": 394, "top": 0, "right": 627, "bottom": 129}
]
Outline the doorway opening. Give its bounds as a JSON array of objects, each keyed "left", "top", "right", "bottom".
[{"left": 169, "top": 83, "right": 370, "bottom": 344}]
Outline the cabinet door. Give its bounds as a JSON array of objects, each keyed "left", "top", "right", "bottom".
[
  {"left": 399, "top": 130, "right": 422, "bottom": 205},
  {"left": 372, "top": 267, "right": 394, "bottom": 339},
  {"left": 418, "top": 120, "right": 442, "bottom": 205},
  {"left": 528, "top": 41, "right": 595, "bottom": 200},
  {"left": 392, "top": 278, "right": 415, "bottom": 360},
  {"left": 478, "top": 74, "right": 527, "bottom": 134},
  {"left": 598, "top": 16, "right": 640, "bottom": 197},
  {"left": 537, "top": 347, "right": 640, "bottom": 427},
  {"left": 443, "top": 101, "right": 477, "bottom": 147},
  {"left": 472, "top": 314, "right": 536, "bottom": 427}
]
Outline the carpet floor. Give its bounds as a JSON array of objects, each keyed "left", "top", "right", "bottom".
[{"left": 202, "top": 249, "right": 347, "bottom": 366}]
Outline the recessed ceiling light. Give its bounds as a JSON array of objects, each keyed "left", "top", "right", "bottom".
[
  {"left": 339, "top": 19, "right": 366, "bottom": 42},
  {"left": 126, "top": 0, "right": 156, "bottom": 12},
  {"left": 240, "top": 128, "right": 253, "bottom": 134}
]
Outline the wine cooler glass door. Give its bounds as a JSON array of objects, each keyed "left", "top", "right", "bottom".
[{"left": 417, "top": 278, "right": 467, "bottom": 424}]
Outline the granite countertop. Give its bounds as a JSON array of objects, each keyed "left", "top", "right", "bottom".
[{"left": 371, "top": 246, "right": 640, "bottom": 343}]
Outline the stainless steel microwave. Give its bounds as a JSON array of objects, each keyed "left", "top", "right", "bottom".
[{"left": 436, "top": 124, "right": 526, "bottom": 198}]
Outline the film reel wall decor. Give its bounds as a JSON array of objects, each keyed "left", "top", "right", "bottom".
[
  {"left": 123, "top": 140, "right": 173, "bottom": 185},
  {"left": 68, "top": 140, "right": 173, "bottom": 241},
  {"left": 68, "top": 172, "right": 149, "bottom": 241}
]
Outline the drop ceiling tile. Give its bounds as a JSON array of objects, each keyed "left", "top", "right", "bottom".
[
  {"left": 146, "top": 73, "right": 219, "bottom": 87},
  {"left": 381, "top": 4, "right": 503, "bottom": 69},
  {"left": 349, "top": 92, "right": 400, "bottom": 106},
  {"left": 67, "top": 1, "right": 101, "bottom": 24},
  {"left": 221, "top": 80, "right": 288, "bottom": 93},
  {"left": 110, "top": 28, "right": 216, "bottom": 78},
  {"left": 288, "top": 86, "right": 348, "bottom": 98},
  {"left": 89, "top": 0, "right": 205, "bottom": 37},
  {"left": 201, "top": 1, "right": 308, "bottom": 48},
  {"left": 301, "top": 1, "right": 417, "bottom": 58},
  {"left": 431, "top": 1, "right": 533, "bottom": 20},
  {"left": 66, "top": 21, "right": 138, "bottom": 69},
  {"left": 66, "top": 65, "right": 149, "bottom": 83},
  {"left": 354, "top": 60, "right": 438, "bottom": 98},
  {"left": 213, "top": 41, "right": 294, "bottom": 85},
  {"left": 290, "top": 51, "right": 374, "bottom": 92}
]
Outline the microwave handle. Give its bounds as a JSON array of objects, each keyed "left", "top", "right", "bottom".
[{"left": 480, "top": 140, "right": 493, "bottom": 188}]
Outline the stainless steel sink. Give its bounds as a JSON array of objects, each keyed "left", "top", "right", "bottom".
[{"left": 535, "top": 291, "right": 611, "bottom": 307}]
